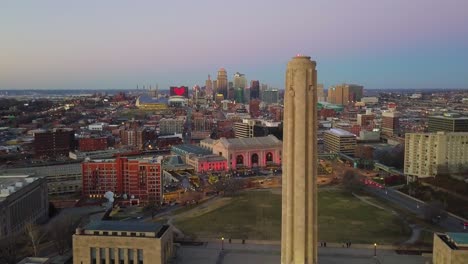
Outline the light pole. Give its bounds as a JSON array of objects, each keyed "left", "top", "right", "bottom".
[
  {"left": 221, "top": 237, "right": 224, "bottom": 250},
  {"left": 374, "top": 243, "right": 377, "bottom": 256}
]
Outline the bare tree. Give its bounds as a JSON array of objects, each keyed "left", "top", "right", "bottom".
[
  {"left": 342, "top": 170, "right": 362, "bottom": 193},
  {"left": 143, "top": 198, "right": 161, "bottom": 219},
  {"left": 24, "top": 222, "right": 45, "bottom": 257},
  {"left": 47, "top": 215, "right": 81, "bottom": 255}
]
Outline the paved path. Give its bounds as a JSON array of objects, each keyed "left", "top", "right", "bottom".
[{"left": 174, "top": 242, "right": 432, "bottom": 264}]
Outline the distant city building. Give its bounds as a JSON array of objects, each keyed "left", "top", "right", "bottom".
[
  {"left": 88, "top": 122, "right": 109, "bottom": 131},
  {"left": 235, "top": 87, "right": 244, "bottom": 103},
  {"left": 357, "top": 112, "right": 375, "bottom": 127},
  {"left": 428, "top": 115, "right": 468, "bottom": 132},
  {"left": 250, "top": 80, "right": 260, "bottom": 99},
  {"left": 216, "top": 68, "right": 228, "bottom": 98},
  {"left": 209, "top": 135, "right": 282, "bottom": 169},
  {"left": 262, "top": 89, "right": 279, "bottom": 105},
  {"left": 34, "top": 128, "right": 75, "bottom": 158},
  {"left": 73, "top": 221, "right": 173, "bottom": 264},
  {"left": 205, "top": 75, "right": 214, "bottom": 99},
  {"left": 82, "top": 157, "right": 162, "bottom": 204},
  {"left": 215, "top": 93, "right": 224, "bottom": 104},
  {"left": 404, "top": 132, "right": 468, "bottom": 179},
  {"left": 135, "top": 95, "right": 168, "bottom": 110},
  {"left": 0, "top": 176, "right": 48, "bottom": 239},
  {"left": 317, "top": 84, "right": 325, "bottom": 102},
  {"left": 323, "top": 128, "right": 357, "bottom": 155},
  {"left": 120, "top": 128, "right": 155, "bottom": 150},
  {"left": 233, "top": 119, "right": 256, "bottom": 138},
  {"left": 249, "top": 99, "right": 261, "bottom": 118},
  {"left": 360, "top": 97, "right": 379, "bottom": 105},
  {"left": 79, "top": 137, "right": 108, "bottom": 152},
  {"left": 327, "top": 84, "right": 363, "bottom": 105},
  {"left": 233, "top": 72, "right": 247, "bottom": 89},
  {"left": 381, "top": 111, "right": 400, "bottom": 136},
  {"left": 433, "top": 232, "right": 468, "bottom": 264},
  {"left": 159, "top": 118, "right": 185, "bottom": 135}
]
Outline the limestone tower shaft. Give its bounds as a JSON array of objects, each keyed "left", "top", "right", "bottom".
[{"left": 281, "top": 56, "right": 318, "bottom": 264}]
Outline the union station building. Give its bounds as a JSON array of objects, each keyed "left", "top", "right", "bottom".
[{"left": 201, "top": 135, "right": 282, "bottom": 170}]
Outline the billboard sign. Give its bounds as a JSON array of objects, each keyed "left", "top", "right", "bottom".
[{"left": 170, "top": 86, "right": 189, "bottom": 98}]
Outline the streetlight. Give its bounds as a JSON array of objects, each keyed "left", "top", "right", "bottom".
[
  {"left": 221, "top": 237, "right": 224, "bottom": 250},
  {"left": 374, "top": 243, "right": 377, "bottom": 256}
]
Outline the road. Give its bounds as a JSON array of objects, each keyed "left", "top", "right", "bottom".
[{"left": 364, "top": 185, "right": 468, "bottom": 233}]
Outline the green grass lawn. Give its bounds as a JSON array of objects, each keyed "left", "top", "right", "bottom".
[{"left": 174, "top": 189, "right": 411, "bottom": 244}]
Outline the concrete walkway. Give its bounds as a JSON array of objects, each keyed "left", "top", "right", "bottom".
[{"left": 173, "top": 242, "right": 432, "bottom": 264}]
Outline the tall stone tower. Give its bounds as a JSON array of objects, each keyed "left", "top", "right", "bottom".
[{"left": 281, "top": 55, "right": 318, "bottom": 264}]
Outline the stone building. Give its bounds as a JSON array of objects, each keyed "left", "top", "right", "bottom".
[
  {"left": 210, "top": 135, "right": 282, "bottom": 169},
  {"left": 73, "top": 221, "right": 173, "bottom": 264},
  {"left": 0, "top": 175, "right": 48, "bottom": 239},
  {"left": 433, "top": 232, "right": 468, "bottom": 264}
]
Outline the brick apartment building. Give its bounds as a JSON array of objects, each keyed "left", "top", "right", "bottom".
[
  {"left": 78, "top": 137, "right": 108, "bottom": 152},
  {"left": 82, "top": 157, "right": 162, "bottom": 204},
  {"left": 34, "top": 128, "right": 75, "bottom": 158}
]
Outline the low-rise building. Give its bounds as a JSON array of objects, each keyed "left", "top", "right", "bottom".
[
  {"left": 78, "top": 137, "right": 108, "bottom": 152},
  {"left": 186, "top": 154, "right": 227, "bottom": 173},
  {"left": 88, "top": 122, "right": 109, "bottom": 131},
  {"left": 433, "top": 232, "right": 468, "bottom": 264},
  {"left": 323, "top": 128, "right": 357, "bottom": 155},
  {"left": 211, "top": 135, "right": 282, "bottom": 169},
  {"left": 0, "top": 175, "right": 48, "bottom": 239},
  {"left": 73, "top": 221, "right": 173, "bottom": 264}
]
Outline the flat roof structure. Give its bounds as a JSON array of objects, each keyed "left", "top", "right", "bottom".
[
  {"left": 84, "top": 220, "right": 163, "bottom": 234},
  {"left": 0, "top": 175, "right": 38, "bottom": 201},
  {"left": 446, "top": 233, "right": 468, "bottom": 247},
  {"left": 171, "top": 144, "right": 212, "bottom": 156},
  {"left": 327, "top": 128, "right": 355, "bottom": 137},
  {"left": 218, "top": 135, "right": 282, "bottom": 150}
]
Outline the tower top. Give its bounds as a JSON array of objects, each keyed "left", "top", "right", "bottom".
[{"left": 293, "top": 54, "right": 311, "bottom": 60}]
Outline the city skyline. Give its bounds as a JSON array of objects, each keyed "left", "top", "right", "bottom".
[{"left": 1, "top": 0, "right": 468, "bottom": 90}]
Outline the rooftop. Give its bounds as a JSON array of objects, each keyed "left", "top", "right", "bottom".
[
  {"left": 0, "top": 175, "right": 38, "bottom": 201},
  {"left": 172, "top": 144, "right": 212, "bottom": 156},
  {"left": 430, "top": 115, "right": 468, "bottom": 120},
  {"left": 219, "top": 135, "right": 282, "bottom": 149},
  {"left": 84, "top": 220, "right": 163, "bottom": 233},
  {"left": 447, "top": 232, "right": 468, "bottom": 247},
  {"left": 327, "top": 128, "right": 356, "bottom": 137}
]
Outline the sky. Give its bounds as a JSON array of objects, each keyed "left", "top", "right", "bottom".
[{"left": 1, "top": 0, "right": 468, "bottom": 90}]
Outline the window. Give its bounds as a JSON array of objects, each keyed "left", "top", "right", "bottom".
[
  {"left": 128, "top": 249, "right": 134, "bottom": 264},
  {"left": 118, "top": 248, "right": 124, "bottom": 264},
  {"left": 91, "top": 248, "right": 97, "bottom": 264},
  {"left": 137, "top": 249, "right": 144, "bottom": 264}
]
